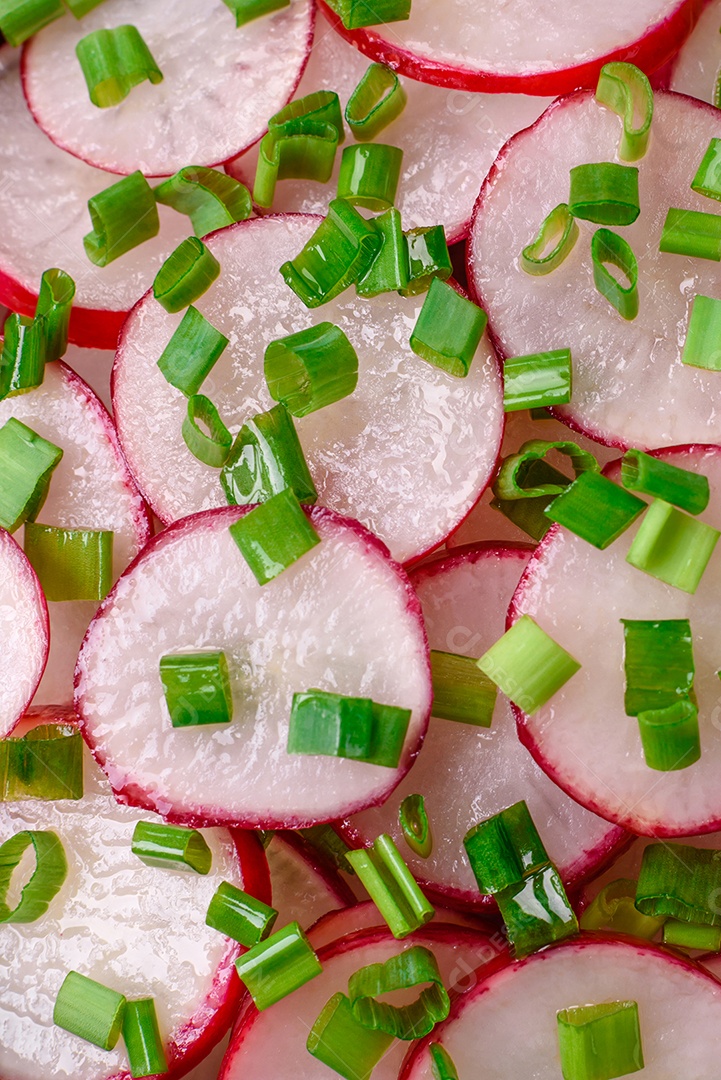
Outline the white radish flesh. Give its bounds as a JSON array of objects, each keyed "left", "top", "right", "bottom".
[
  {"left": 670, "top": 0, "right": 721, "bottom": 104},
  {"left": 0, "top": 531, "right": 48, "bottom": 737}
]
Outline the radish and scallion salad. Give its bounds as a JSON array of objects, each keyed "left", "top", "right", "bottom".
[{"left": 2, "top": 0, "right": 721, "bottom": 1077}]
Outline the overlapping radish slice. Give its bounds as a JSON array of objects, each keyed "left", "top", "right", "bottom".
[
  {"left": 2, "top": 361, "right": 150, "bottom": 707},
  {"left": 344, "top": 545, "right": 625, "bottom": 909},
  {"left": 669, "top": 0, "right": 721, "bottom": 103},
  {"left": 267, "top": 832, "right": 355, "bottom": 927},
  {"left": 22, "top": 0, "right": 314, "bottom": 178},
  {"left": 0, "top": 717, "right": 269, "bottom": 1080},
  {"left": 226, "top": 9, "right": 550, "bottom": 243},
  {"left": 469, "top": 89, "right": 721, "bottom": 450},
  {"left": 75, "top": 505, "right": 432, "bottom": 828},
  {"left": 0, "top": 531, "right": 48, "bottom": 736},
  {"left": 319, "top": 0, "right": 700, "bottom": 96},
  {"left": 307, "top": 898, "right": 493, "bottom": 951},
  {"left": 402, "top": 937, "right": 721, "bottom": 1079},
  {"left": 510, "top": 445, "right": 721, "bottom": 836},
  {"left": 63, "top": 343, "right": 114, "bottom": 413},
  {"left": 113, "top": 215, "right": 503, "bottom": 563}
]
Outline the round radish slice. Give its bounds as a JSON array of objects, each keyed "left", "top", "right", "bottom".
[
  {"left": 0, "top": 530, "right": 48, "bottom": 737},
  {"left": 0, "top": 718, "right": 269, "bottom": 1080},
  {"left": 307, "top": 899, "right": 494, "bottom": 951},
  {"left": 226, "top": 9, "right": 551, "bottom": 243},
  {"left": 318, "top": 0, "right": 701, "bottom": 96},
  {"left": 343, "top": 545, "right": 626, "bottom": 909},
  {"left": 267, "top": 832, "right": 355, "bottom": 928},
  {"left": 669, "top": 0, "right": 721, "bottom": 104},
  {"left": 113, "top": 214, "right": 503, "bottom": 564},
  {"left": 510, "top": 445, "right": 721, "bottom": 836},
  {"left": 75, "top": 505, "right": 432, "bottom": 828},
  {"left": 402, "top": 936, "right": 721, "bottom": 1080},
  {"left": 468, "top": 88, "right": 721, "bottom": 451},
  {"left": 1, "top": 361, "right": 150, "bottom": 708},
  {"left": 22, "top": 0, "right": 314, "bottom": 178}
]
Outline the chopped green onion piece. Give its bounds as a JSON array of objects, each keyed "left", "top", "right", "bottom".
[
  {"left": 498, "top": 863, "right": 579, "bottom": 958},
  {"left": 154, "top": 167, "right": 252, "bottom": 237},
  {"left": 23, "top": 523, "right": 113, "bottom": 602},
  {"left": 621, "top": 618, "right": 694, "bottom": 717},
  {"left": 298, "top": 825, "right": 356, "bottom": 875},
  {"left": 545, "top": 471, "right": 646, "bottom": 549},
  {"left": 557, "top": 1001, "right": 643, "bottom": 1080},
  {"left": 254, "top": 122, "right": 339, "bottom": 209},
  {"left": 636, "top": 842, "right": 721, "bottom": 925},
  {"left": 595, "top": 62, "right": 654, "bottom": 162},
  {"left": 399, "top": 794, "right": 432, "bottom": 859},
  {"left": 637, "top": 697, "right": 701, "bottom": 772},
  {"left": 659, "top": 207, "right": 721, "bottom": 261},
  {"left": 182, "top": 394, "right": 232, "bottom": 468},
  {"left": 621, "top": 449, "right": 709, "bottom": 515},
  {"left": 591, "top": 228, "right": 639, "bottom": 320},
  {"left": 520, "top": 203, "right": 579, "bottom": 276},
  {"left": 235, "top": 920, "right": 322, "bottom": 1009},
  {"left": 463, "top": 800, "right": 548, "bottom": 896},
  {"left": 346, "top": 834, "right": 434, "bottom": 938},
  {"left": 76, "top": 25, "right": 162, "bottom": 109},
  {"left": 0, "top": 313, "right": 45, "bottom": 400},
  {"left": 477, "top": 615, "right": 581, "bottom": 715},
  {"left": 54, "top": 972, "right": 126, "bottom": 1050},
  {"left": 220, "top": 403, "right": 317, "bottom": 506},
  {"left": 348, "top": 945, "right": 450, "bottom": 1040},
  {"left": 206, "top": 881, "right": 278, "bottom": 946},
  {"left": 337, "top": 143, "right": 403, "bottom": 212},
  {"left": 0, "top": 723, "right": 83, "bottom": 802},
  {"left": 568, "top": 162, "right": 640, "bottom": 225},
  {"left": 430, "top": 1044, "right": 459, "bottom": 1080},
  {"left": 503, "top": 348, "right": 572, "bottom": 412},
  {"left": 264, "top": 322, "right": 358, "bottom": 417},
  {"left": 280, "top": 199, "right": 381, "bottom": 307},
  {"left": 123, "top": 998, "right": 167, "bottom": 1079},
  {"left": 222, "top": 0, "right": 289, "bottom": 25},
  {"left": 345, "top": 63, "right": 407, "bottom": 142},
  {"left": 153, "top": 236, "right": 220, "bottom": 314},
  {"left": 64, "top": 0, "right": 108, "bottom": 16},
  {"left": 35, "top": 268, "right": 75, "bottom": 362},
  {"left": 325, "top": 0, "right": 410, "bottom": 28},
  {"left": 287, "top": 689, "right": 411, "bottom": 768},
  {"left": 579, "top": 878, "right": 665, "bottom": 939},
  {"left": 399, "top": 225, "right": 452, "bottom": 297},
  {"left": 0, "top": 417, "right": 63, "bottom": 533},
  {"left": 663, "top": 920, "right": 721, "bottom": 952},
  {"left": 156, "top": 305, "right": 228, "bottom": 398},
  {"left": 492, "top": 439, "right": 598, "bottom": 501},
  {"left": 356, "top": 207, "right": 410, "bottom": 296},
  {"left": 682, "top": 294, "right": 721, "bottom": 371},
  {"left": 626, "top": 499, "right": 720, "bottom": 593},
  {"left": 491, "top": 477, "right": 560, "bottom": 542},
  {"left": 159, "top": 650, "right": 233, "bottom": 728},
  {"left": 0, "top": 0, "right": 63, "bottom": 46},
  {"left": 0, "top": 829, "right": 67, "bottom": 923},
  {"left": 131, "top": 820, "right": 212, "bottom": 874},
  {"left": 429, "top": 649, "right": 497, "bottom": 727},
  {"left": 84, "top": 171, "right": 159, "bottom": 267},
  {"left": 307, "top": 992, "right": 394, "bottom": 1080},
  {"left": 229, "top": 488, "right": 321, "bottom": 585},
  {"left": 692, "top": 138, "right": 721, "bottom": 202},
  {"left": 410, "top": 277, "right": 487, "bottom": 378},
  {"left": 271, "top": 91, "right": 344, "bottom": 142}
]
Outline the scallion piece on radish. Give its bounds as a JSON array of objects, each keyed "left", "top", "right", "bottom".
[
  {"left": 345, "top": 63, "right": 407, "bottom": 142},
  {"left": 220, "top": 403, "right": 317, "bottom": 506},
  {"left": 545, "top": 471, "right": 646, "bottom": 549},
  {"left": 0, "top": 830, "right": 67, "bottom": 923},
  {"left": 122, "top": 998, "right": 168, "bottom": 1079},
  {"left": 579, "top": 878, "right": 665, "bottom": 939},
  {"left": 659, "top": 207, "right": 721, "bottom": 261},
  {"left": 520, "top": 203, "right": 579, "bottom": 277},
  {"left": 234, "top": 920, "right": 322, "bottom": 1010},
  {"left": 345, "top": 834, "right": 434, "bottom": 939},
  {"left": 591, "top": 228, "right": 639, "bottom": 320},
  {"left": 621, "top": 449, "right": 709, "bottom": 514},
  {"left": 347, "top": 945, "right": 450, "bottom": 1040},
  {"left": 399, "top": 225, "right": 452, "bottom": 297},
  {"left": 228, "top": 488, "right": 321, "bottom": 585},
  {"left": 595, "top": 62, "right": 654, "bottom": 162},
  {"left": 636, "top": 842, "right": 721, "bottom": 925},
  {"left": 626, "top": 499, "right": 720, "bottom": 593},
  {"left": 502, "top": 349, "right": 572, "bottom": 412},
  {"left": 463, "top": 800, "right": 548, "bottom": 896},
  {"left": 182, "top": 394, "right": 232, "bottom": 468},
  {"left": 206, "top": 881, "right": 278, "bottom": 947},
  {"left": 84, "top": 171, "right": 159, "bottom": 267},
  {"left": 264, "top": 322, "right": 358, "bottom": 417},
  {"left": 637, "top": 698, "right": 700, "bottom": 772},
  {"left": 35, "top": 267, "right": 75, "bottom": 362},
  {"left": 662, "top": 920, "right": 721, "bottom": 952},
  {"left": 429, "top": 649, "right": 496, "bottom": 727},
  {"left": 222, "top": 0, "right": 290, "bottom": 26},
  {"left": 154, "top": 166, "right": 252, "bottom": 237},
  {"left": 287, "top": 689, "right": 411, "bottom": 768},
  {"left": 692, "top": 139, "right": 721, "bottom": 202},
  {"left": 306, "top": 992, "right": 393, "bottom": 1080},
  {"left": 53, "top": 971, "right": 126, "bottom": 1051},
  {"left": 477, "top": 615, "right": 581, "bottom": 715},
  {"left": 75, "top": 26, "right": 163, "bottom": 109},
  {"left": 568, "top": 163, "right": 640, "bottom": 225},
  {"left": 324, "top": 0, "right": 410, "bottom": 29},
  {"left": 682, "top": 294, "right": 721, "bottom": 371},
  {"left": 557, "top": 1001, "right": 643, "bottom": 1080},
  {"left": 430, "top": 1043, "right": 459, "bottom": 1080},
  {"left": 254, "top": 122, "right": 339, "bottom": 209},
  {"left": 153, "top": 236, "right": 220, "bottom": 314},
  {"left": 0, "top": 724, "right": 83, "bottom": 802},
  {"left": 621, "top": 618, "right": 694, "bottom": 717},
  {"left": 23, "top": 522, "right": 114, "bottom": 601},
  {"left": 0, "top": 417, "right": 63, "bottom": 533},
  {"left": 356, "top": 208, "right": 410, "bottom": 296},
  {"left": 159, "top": 650, "right": 233, "bottom": 728},
  {"left": 409, "top": 277, "right": 487, "bottom": 378},
  {"left": 0, "top": 313, "right": 46, "bottom": 401},
  {"left": 492, "top": 439, "right": 598, "bottom": 501},
  {"left": 131, "top": 821, "right": 212, "bottom": 874},
  {"left": 0, "top": 0, "right": 63, "bottom": 46},
  {"left": 399, "top": 794, "right": 432, "bottom": 859},
  {"left": 156, "top": 305, "right": 228, "bottom": 397},
  {"left": 272, "top": 91, "right": 344, "bottom": 143},
  {"left": 337, "top": 143, "right": 403, "bottom": 211},
  {"left": 498, "top": 863, "right": 579, "bottom": 958}
]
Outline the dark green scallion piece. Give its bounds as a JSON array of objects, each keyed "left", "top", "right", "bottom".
[
  {"left": 399, "top": 794, "right": 433, "bottom": 859},
  {"left": 159, "top": 650, "right": 233, "bottom": 728},
  {"left": 228, "top": 488, "right": 320, "bottom": 585},
  {"left": 637, "top": 698, "right": 701, "bottom": 772},
  {"left": 659, "top": 207, "right": 721, "bottom": 261},
  {"left": 154, "top": 166, "right": 252, "bottom": 237},
  {"left": 153, "top": 236, "right": 220, "bottom": 314},
  {"left": 347, "top": 945, "right": 450, "bottom": 1040},
  {"left": 503, "top": 348, "right": 572, "bottom": 411},
  {"left": 636, "top": 842, "right": 721, "bottom": 926},
  {"left": 0, "top": 417, "right": 63, "bottom": 533},
  {"left": 206, "top": 881, "right": 278, "bottom": 947},
  {"left": 429, "top": 649, "right": 497, "bottom": 727},
  {"left": 264, "top": 322, "right": 358, "bottom": 417},
  {"left": 410, "top": 277, "right": 487, "bottom": 378},
  {"left": 545, "top": 471, "right": 646, "bottom": 549},
  {"left": 235, "top": 920, "right": 322, "bottom": 1009},
  {"left": 287, "top": 689, "right": 411, "bottom": 769},
  {"left": 23, "top": 523, "right": 114, "bottom": 602},
  {"left": 621, "top": 618, "right": 694, "bottom": 717},
  {"left": 399, "top": 225, "right": 452, "bottom": 297},
  {"left": 131, "top": 821, "right": 212, "bottom": 874},
  {"left": 337, "top": 143, "right": 403, "bottom": 212},
  {"left": 0, "top": 724, "right": 84, "bottom": 802},
  {"left": 356, "top": 207, "right": 410, "bottom": 296},
  {"left": 182, "top": 394, "right": 232, "bottom": 468},
  {"left": 220, "top": 403, "right": 317, "bottom": 506},
  {"left": 307, "top": 992, "right": 394, "bottom": 1080},
  {"left": 591, "top": 228, "right": 639, "bottom": 320}
]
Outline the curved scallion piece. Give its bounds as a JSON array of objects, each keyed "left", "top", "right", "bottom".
[
  {"left": 400, "top": 225, "right": 452, "bottom": 297},
  {"left": 264, "top": 322, "right": 358, "bottom": 417},
  {"left": 429, "top": 649, "right": 496, "bottom": 727},
  {"left": 348, "top": 946, "right": 449, "bottom": 1040},
  {"left": 206, "top": 881, "right": 278, "bottom": 947},
  {"left": 23, "top": 523, "right": 114, "bottom": 601},
  {"left": 663, "top": 920, "right": 721, "bottom": 952},
  {"left": 503, "top": 348, "right": 572, "bottom": 411},
  {"left": 0, "top": 723, "right": 83, "bottom": 802},
  {"left": 0, "top": 313, "right": 45, "bottom": 401},
  {"left": 691, "top": 138, "right": 721, "bottom": 201},
  {"left": 626, "top": 499, "right": 720, "bottom": 593},
  {"left": 298, "top": 825, "right": 356, "bottom": 875},
  {"left": 153, "top": 236, "right": 220, "bottom": 314},
  {"left": 410, "top": 277, "right": 487, "bottom": 378},
  {"left": 357, "top": 207, "right": 410, "bottom": 296},
  {"left": 35, "top": 268, "right": 75, "bottom": 362},
  {"left": 569, "top": 162, "right": 640, "bottom": 226},
  {"left": 123, "top": 998, "right": 167, "bottom": 1078},
  {"left": 591, "top": 228, "right": 639, "bottom": 320},
  {"left": 520, "top": 203, "right": 579, "bottom": 276},
  {"left": 325, "top": 0, "right": 410, "bottom": 29},
  {"left": 637, "top": 697, "right": 701, "bottom": 772},
  {"left": 621, "top": 618, "right": 695, "bottom": 718},
  {"left": 682, "top": 294, "right": 721, "bottom": 371},
  {"left": 76, "top": 25, "right": 162, "bottom": 108},
  {"left": 307, "top": 992, "right": 393, "bottom": 1080},
  {"left": 595, "top": 62, "right": 654, "bottom": 162},
  {"left": 0, "top": 417, "right": 63, "bottom": 533},
  {"left": 557, "top": 1002, "right": 643, "bottom": 1080},
  {"left": 337, "top": 143, "right": 403, "bottom": 212},
  {"left": 659, "top": 207, "right": 721, "bottom": 261},
  {"left": 545, "top": 471, "right": 645, "bottom": 550},
  {"left": 0, "top": 830, "right": 67, "bottom": 923},
  {"left": 84, "top": 171, "right": 159, "bottom": 267},
  {"left": 579, "top": 877, "right": 666, "bottom": 939},
  {"left": 345, "top": 834, "right": 434, "bottom": 939},
  {"left": 637, "top": 842, "right": 721, "bottom": 925},
  {"left": 345, "top": 63, "right": 407, "bottom": 142},
  {"left": 182, "top": 394, "right": 232, "bottom": 468},
  {"left": 154, "top": 167, "right": 252, "bottom": 237},
  {"left": 272, "top": 91, "right": 344, "bottom": 142},
  {"left": 288, "top": 689, "right": 411, "bottom": 769},
  {"left": 493, "top": 439, "right": 598, "bottom": 501},
  {"left": 229, "top": 487, "right": 321, "bottom": 585},
  {"left": 156, "top": 305, "right": 228, "bottom": 398},
  {"left": 54, "top": 971, "right": 126, "bottom": 1050},
  {"left": 621, "top": 449, "right": 710, "bottom": 515},
  {"left": 223, "top": 0, "right": 290, "bottom": 27},
  {"left": 132, "top": 820, "right": 212, "bottom": 874},
  {"left": 254, "top": 92, "right": 343, "bottom": 209},
  {"left": 399, "top": 794, "right": 432, "bottom": 859},
  {"left": 477, "top": 615, "right": 580, "bottom": 715},
  {"left": 159, "top": 650, "right": 233, "bottom": 729},
  {"left": 463, "top": 799, "right": 548, "bottom": 896},
  {"left": 221, "top": 403, "right": 317, "bottom": 506},
  {"left": 430, "top": 1044, "right": 460, "bottom": 1080},
  {"left": 0, "top": 0, "right": 63, "bottom": 46},
  {"left": 235, "top": 921, "right": 322, "bottom": 1010}
]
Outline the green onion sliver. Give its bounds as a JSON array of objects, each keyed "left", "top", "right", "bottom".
[
  {"left": 345, "top": 63, "right": 407, "bottom": 141},
  {"left": 579, "top": 877, "right": 666, "bottom": 939},
  {"left": 0, "top": 313, "right": 45, "bottom": 401},
  {"left": 0, "top": 829, "right": 67, "bottom": 923},
  {"left": 663, "top": 920, "right": 721, "bottom": 952},
  {"left": 123, "top": 998, "right": 167, "bottom": 1079},
  {"left": 410, "top": 277, "right": 487, "bottom": 378},
  {"left": 54, "top": 971, "right": 126, "bottom": 1050},
  {"left": 429, "top": 649, "right": 496, "bottom": 727},
  {"left": 682, "top": 294, "right": 721, "bottom": 371},
  {"left": 84, "top": 171, "right": 160, "bottom": 267},
  {"left": 254, "top": 122, "right": 339, "bottom": 209},
  {"left": 400, "top": 225, "right": 452, "bottom": 297},
  {"left": 621, "top": 449, "right": 709, "bottom": 515},
  {"left": 497, "top": 863, "right": 579, "bottom": 958},
  {"left": 24, "top": 523, "right": 113, "bottom": 602},
  {"left": 0, "top": 417, "right": 63, "bottom": 533},
  {"left": 557, "top": 1001, "right": 643, "bottom": 1080},
  {"left": 221, "top": 403, "right": 317, "bottom": 506},
  {"left": 660, "top": 207, "right": 721, "bottom": 261},
  {"left": 287, "top": 689, "right": 411, "bottom": 769},
  {"left": 568, "top": 162, "right": 640, "bottom": 226},
  {"left": 637, "top": 842, "right": 721, "bottom": 926},
  {"left": 156, "top": 305, "right": 228, "bottom": 398},
  {"left": 477, "top": 615, "right": 581, "bottom": 716},
  {"left": 153, "top": 236, "right": 220, "bottom": 314},
  {"left": 638, "top": 698, "right": 701, "bottom": 772},
  {"left": 154, "top": 166, "right": 252, "bottom": 237},
  {"left": 159, "top": 650, "right": 233, "bottom": 728},
  {"left": 76, "top": 25, "right": 162, "bottom": 108},
  {"left": 463, "top": 799, "right": 548, "bottom": 897},
  {"left": 430, "top": 1044, "right": 459, "bottom": 1080},
  {"left": 626, "top": 499, "right": 720, "bottom": 593},
  {"left": 595, "top": 62, "right": 654, "bottom": 162},
  {"left": 692, "top": 138, "right": 721, "bottom": 202},
  {"left": 520, "top": 203, "right": 579, "bottom": 276},
  {"left": 235, "top": 920, "right": 322, "bottom": 1010},
  {"left": 131, "top": 821, "right": 212, "bottom": 874},
  {"left": 503, "top": 348, "right": 572, "bottom": 412},
  {"left": 492, "top": 439, "right": 598, "bottom": 501},
  {"left": 229, "top": 488, "right": 321, "bottom": 585},
  {"left": 0, "top": 0, "right": 63, "bottom": 46},
  {"left": 399, "top": 794, "right": 432, "bottom": 859},
  {"left": 621, "top": 618, "right": 694, "bottom": 717},
  {"left": 307, "top": 992, "right": 394, "bottom": 1080},
  {"left": 337, "top": 143, "right": 403, "bottom": 212},
  {"left": 222, "top": 0, "right": 290, "bottom": 26},
  {"left": 271, "top": 91, "right": 344, "bottom": 144},
  {"left": 264, "top": 322, "right": 358, "bottom": 417},
  {"left": 206, "top": 881, "right": 278, "bottom": 947},
  {"left": 348, "top": 945, "right": 450, "bottom": 1041},
  {"left": 298, "top": 825, "right": 356, "bottom": 876},
  {"left": 324, "top": 0, "right": 411, "bottom": 29},
  {"left": 182, "top": 394, "right": 232, "bottom": 468},
  {"left": 545, "top": 471, "right": 646, "bottom": 550},
  {"left": 35, "top": 268, "right": 75, "bottom": 362},
  {"left": 345, "top": 833, "right": 434, "bottom": 939},
  {"left": 0, "top": 723, "right": 83, "bottom": 802},
  {"left": 356, "top": 207, "right": 410, "bottom": 296},
  {"left": 591, "top": 228, "right": 639, "bottom": 320}
]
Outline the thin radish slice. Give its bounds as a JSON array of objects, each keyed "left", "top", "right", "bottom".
[
  {"left": 0, "top": 531, "right": 48, "bottom": 737},
  {"left": 0, "top": 715, "right": 270, "bottom": 1080},
  {"left": 402, "top": 936, "right": 721, "bottom": 1080},
  {"left": 226, "top": 9, "right": 551, "bottom": 243},
  {"left": 468, "top": 88, "right": 721, "bottom": 451},
  {"left": 75, "top": 505, "right": 432, "bottom": 828},
  {"left": 63, "top": 343, "right": 114, "bottom": 414},
  {"left": 267, "top": 832, "right": 355, "bottom": 928},
  {"left": 1, "top": 361, "right": 150, "bottom": 708},
  {"left": 307, "top": 899, "right": 494, "bottom": 951},
  {"left": 670, "top": 0, "right": 721, "bottom": 103},
  {"left": 510, "top": 445, "right": 721, "bottom": 837},
  {"left": 22, "top": 0, "right": 314, "bottom": 178},
  {"left": 113, "top": 214, "right": 503, "bottom": 564},
  {"left": 318, "top": 0, "right": 701, "bottom": 96},
  {"left": 343, "top": 545, "right": 626, "bottom": 910}
]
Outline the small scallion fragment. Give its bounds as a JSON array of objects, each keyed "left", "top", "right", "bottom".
[
  {"left": 264, "top": 322, "right": 358, "bottom": 416},
  {"left": 307, "top": 992, "right": 394, "bottom": 1080},
  {"left": 477, "top": 615, "right": 581, "bottom": 715},
  {"left": 0, "top": 0, "right": 63, "bottom": 47},
  {"left": 0, "top": 829, "right": 67, "bottom": 923},
  {"left": 222, "top": 0, "right": 290, "bottom": 26},
  {"left": 153, "top": 236, "right": 220, "bottom": 314},
  {"left": 659, "top": 207, "right": 721, "bottom": 261},
  {"left": 579, "top": 878, "right": 665, "bottom": 939},
  {"left": 520, "top": 203, "right": 579, "bottom": 276},
  {"left": 337, "top": 143, "right": 403, "bottom": 211},
  {"left": 235, "top": 920, "right": 322, "bottom": 1009},
  {"left": 591, "top": 228, "right": 639, "bottom": 320},
  {"left": 345, "top": 63, "right": 407, "bottom": 141},
  {"left": 400, "top": 225, "right": 452, "bottom": 296},
  {"left": 24, "top": 523, "right": 114, "bottom": 602},
  {"left": 625, "top": 499, "right": 720, "bottom": 593},
  {"left": 220, "top": 403, "right": 317, "bottom": 506},
  {"left": 595, "top": 62, "right": 654, "bottom": 162},
  {"left": 206, "top": 881, "right": 278, "bottom": 947},
  {"left": 637, "top": 698, "right": 701, "bottom": 772},
  {"left": 84, "top": 171, "right": 160, "bottom": 267},
  {"left": 229, "top": 488, "right": 320, "bottom": 585},
  {"left": 681, "top": 294, "right": 721, "bottom": 371},
  {"left": 492, "top": 439, "right": 598, "bottom": 502},
  {"left": 53, "top": 971, "right": 126, "bottom": 1050},
  {"left": 621, "top": 449, "right": 709, "bottom": 514},
  {"left": 345, "top": 834, "right": 434, "bottom": 938},
  {"left": 409, "top": 277, "right": 487, "bottom": 378},
  {"left": 545, "top": 471, "right": 646, "bottom": 549},
  {"left": 253, "top": 91, "right": 343, "bottom": 208},
  {"left": 347, "top": 945, "right": 450, "bottom": 1040},
  {"left": 0, "top": 417, "right": 63, "bottom": 533},
  {"left": 159, "top": 650, "right": 233, "bottom": 728},
  {"left": 122, "top": 998, "right": 168, "bottom": 1079},
  {"left": 503, "top": 348, "right": 572, "bottom": 411},
  {"left": 182, "top": 394, "right": 232, "bottom": 468},
  {"left": 429, "top": 649, "right": 497, "bottom": 727},
  {"left": 662, "top": 920, "right": 721, "bottom": 952},
  {"left": 399, "top": 794, "right": 432, "bottom": 859},
  {"left": 557, "top": 1001, "right": 643, "bottom": 1080},
  {"left": 324, "top": 0, "right": 410, "bottom": 29},
  {"left": 430, "top": 1043, "right": 460, "bottom": 1080},
  {"left": 156, "top": 305, "right": 228, "bottom": 398},
  {"left": 154, "top": 167, "right": 252, "bottom": 237},
  {"left": 76, "top": 25, "right": 162, "bottom": 108},
  {"left": 131, "top": 821, "right": 212, "bottom": 874}
]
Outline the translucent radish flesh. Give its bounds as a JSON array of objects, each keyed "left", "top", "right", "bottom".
[
  {"left": 0, "top": 531, "right": 47, "bottom": 737},
  {"left": 670, "top": 0, "right": 721, "bottom": 103},
  {"left": 267, "top": 833, "right": 350, "bottom": 930},
  {"left": 63, "top": 344, "right": 114, "bottom": 414}
]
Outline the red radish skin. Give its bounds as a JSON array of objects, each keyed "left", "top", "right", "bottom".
[
  {"left": 306, "top": 899, "right": 495, "bottom": 951},
  {"left": 319, "top": 0, "right": 703, "bottom": 96},
  {"left": 0, "top": 530, "right": 48, "bottom": 738},
  {"left": 21, "top": 0, "right": 315, "bottom": 178},
  {"left": 670, "top": 0, "right": 721, "bottom": 102}
]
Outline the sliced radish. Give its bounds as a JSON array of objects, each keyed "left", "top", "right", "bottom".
[
  {"left": 0, "top": 716, "right": 269, "bottom": 1080},
  {"left": 226, "top": 9, "right": 550, "bottom": 244},
  {"left": 669, "top": 0, "right": 721, "bottom": 103},
  {"left": 402, "top": 936, "right": 721, "bottom": 1079},
  {"left": 75, "top": 505, "right": 432, "bottom": 828},
  {"left": 0, "top": 530, "right": 48, "bottom": 737},
  {"left": 307, "top": 898, "right": 494, "bottom": 951},
  {"left": 510, "top": 445, "right": 721, "bottom": 836},
  {"left": 318, "top": 0, "right": 701, "bottom": 96},
  {"left": 1, "top": 361, "right": 150, "bottom": 707},
  {"left": 468, "top": 88, "right": 721, "bottom": 450},
  {"left": 343, "top": 544, "right": 626, "bottom": 909},
  {"left": 22, "top": 0, "right": 314, "bottom": 178},
  {"left": 267, "top": 832, "right": 355, "bottom": 928},
  {"left": 63, "top": 343, "right": 115, "bottom": 414},
  {"left": 113, "top": 214, "right": 503, "bottom": 563}
]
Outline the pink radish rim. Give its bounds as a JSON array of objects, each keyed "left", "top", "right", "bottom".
[{"left": 1, "top": 528, "right": 50, "bottom": 736}]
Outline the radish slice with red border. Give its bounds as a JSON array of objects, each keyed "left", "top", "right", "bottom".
[
  {"left": 21, "top": 0, "right": 315, "bottom": 178},
  {"left": 343, "top": 544, "right": 626, "bottom": 910},
  {"left": 113, "top": 214, "right": 503, "bottom": 564},
  {"left": 318, "top": 0, "right": 702, "bottom": 96},
  {"left": 74, "top": 505, "right": 432, "bottom": 828},
  {"left": 267, "top": 832, "right": 355, "bottom": 928},
  {"left": 510, "top": 445, "right": 721, "bottom": 837},
  {"left": 0, "top": 530, "right": 48, "bottom": 737},
  {"left": 468, "top": 88, "right": 721, "bottom": 451},
  {"left": 670, "top": 0, "right": 721, "bottom": 103},
  {"left": 307, "top": 898, "right": 494, "bottom": 951}
]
